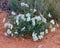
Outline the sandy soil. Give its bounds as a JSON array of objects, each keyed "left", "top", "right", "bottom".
[{"left": 0, "top": 10, "right": 60, "bottom": 48}]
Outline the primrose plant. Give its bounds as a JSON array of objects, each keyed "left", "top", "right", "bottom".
[{"left": 4, "top": 0, "right": 56, "bottom": 41}]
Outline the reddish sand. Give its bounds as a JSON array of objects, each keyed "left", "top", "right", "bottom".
[{"left": 0, "top": 10, "right": 60, "bottom": 48}]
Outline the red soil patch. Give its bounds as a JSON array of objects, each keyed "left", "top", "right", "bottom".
[{"left": 0, "top": 10, "right": 60, "bottom": 48}]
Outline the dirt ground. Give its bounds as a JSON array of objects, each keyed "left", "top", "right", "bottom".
[{"left": 0, "top": 10, "right": 60, "bottom": 48}]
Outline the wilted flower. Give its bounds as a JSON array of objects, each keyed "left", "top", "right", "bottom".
[
  {"left": 45, "top": 29, "right": 48, "bottom": 34},
  {"left": 49, "top": 24, "right": 53, "bottom": 28},
  {"left": 56, "top": 23, "right": 59, "bottom": 28},
  {"left": 51, "top": 27, "right": 56, "bottom": 32}
]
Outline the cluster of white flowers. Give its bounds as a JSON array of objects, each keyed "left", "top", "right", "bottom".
[
  {"left": 26, "top": 13, "right": 31, "bottom": 21},
  {"left": 38, "top": 32, "right": 44, "bottom": 40},
  {"left": 32, "top": 32, "right": 38, "bottom": 41},
  {"left": 31, "top": 16, "right": 42, "bottom": 26},
  {"left": 4, "top": 22, "right": 13, "bottom": 29},
  {"left": 16, "top": 14, "right": 26, "bottom": 25},
  {"left": 32, "top": 31, "right": 45, "bottom": 41},
  {"left": 21, "top": 2, "right": 29, "bottom": 7}
]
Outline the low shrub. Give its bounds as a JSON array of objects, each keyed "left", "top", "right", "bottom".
[{"left": 4, "top": 0, "right": 57, "bottom": 41}]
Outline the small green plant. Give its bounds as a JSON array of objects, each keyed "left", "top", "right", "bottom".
[{"left": 4, "top": 0, "right": 57, "bottom": 41}]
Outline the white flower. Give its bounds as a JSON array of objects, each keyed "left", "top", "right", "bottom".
[
  {"left": 42, "top": 17, "right": 47, "bottom": 23},
  {"left": 38, "top": 35, "right": 43, "bottom": 40},
  {"left": 33, "top": 9, "right": 37, "bottom": 13},
  {"left": 48, "top": 13, "right": 52, "bottom": 17},
  {"left": 32, "top": 32, "right": 38, "bottom": 41},
  {"left": 16, "top": 19, "right": 19, "bottom": 25},
  {"left": 4, "top": 22, "right": 9, "bottom": 28},
  {"left": 3, "top": 18, "right": 6, "bottom": 23},
  {"left": 40, "top": 32, "right": 44, "bottom": 36},
  {"left": 40, "top": 13, "right": 47, "bottom": 23},
  {"left": 21, "top": 2, "right": 29, "bottom": 7},
  {"left": 17, "top": 14, "right": 26, "bottom": 21},
  {"left": 21, "top": 15, "right": 26, "bottom": 21},
  {"left": 21, "top": 2, "right": 26, "bottom": 6},
  {"left": 45, "top": 29, "right": 48, "bottom": 34},
  {"left": 25, "top": 3, "right": 29, "bottom": 7},
  {"left": 21, "top": 27, "right": 26, "bottom": 31},
  {"left": 50, "top": 19, "right": 55, "bottom": 25},
  {"left": 10, "top": 24, "right": 13, "bottom": 29},
  {"left": 7, "top": 29, "right": 12, "bottom": 35},
  {"left": 51, "top": 27, "right": 56, "bottom": 32},
  {"left": 4, "top": 22, "right": 13, "bottom": 29},
  {"left": 11, "top": 11, "right": 16, "bottom": 15},
  {"left": 26, "top": 13, "right": 31, "bottom": 17},
  {"left": 32, "top": 20, "right": 35, "bottom": 26},
  {"left": 14, "top": 31, "right": 18, "bottom": 34},
  {"left": 35, "top": 16, "right": 41, "bottom": 21},
  {"left": 31, "top": 17, "right": 36, "bottom": 26},
  {"left": 27, "top": 17, "right": 31, "bottom": 21}
]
